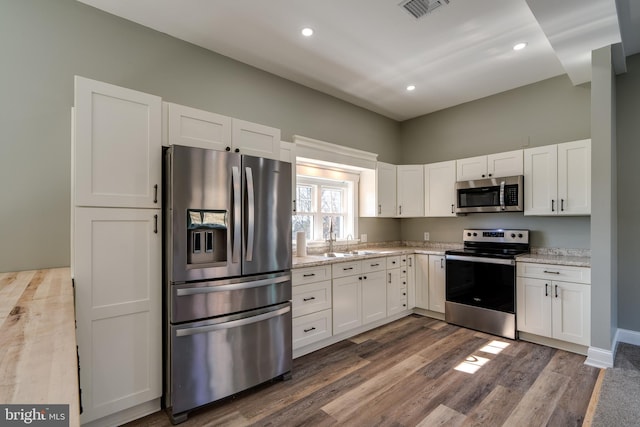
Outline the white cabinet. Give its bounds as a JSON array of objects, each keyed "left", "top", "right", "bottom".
[
  {"left": 414, "top": 254, "right": 429, "bottom": 310},
  {"left": 402, "top": 255, "right": 416, "bottom": 309},
  {"left": 414, "top": 254, "right": 445, "bottom": 313},
  {"left": 386, "top": 256, "right": 408, "bottom": 316},
  {"left": 74, "top": 76, "right": 161, "bottom": 209},
  {"left": 424, "top": 160, "right": 456, "bottom": 217},
  {"left": 428, "top": 255, "right": 446, "bottom": 313},
  {"left": 517, "top": 263, "right": 591, "bottom": 346},
  {"left": 332, "top": 272, "right": 363, "bottom": 335},
  {"left": 360, "top": 162, "right": 397, "bottom": 217},
  {"left": 164, "top": 102, "right": 281, "bottom": 160},
  {"left": 396, "top": 165, "right": 424, "bottom": 217},
  {"left": 280, "top": 141, "right": 297, "bottom": 214},
  {"left": 362, "top": 258, "right": 387, "bottom": 324},
  {"left": 292, "top": 265, "right": 332, "bottom": 349},
  {"left": 164, "top": 102, "right": 231, "bottom": 151},
  {"left": 73, "top": 208, "right": 162, "bottom": 423},
  {"left": 456, "top": 150, "right": 523, "bottom": 181},
  {"left": 524, "top": 139, "right": 591, "bottom": 216},
  {"left": 73, "top": 77, "right": 162, "bottom": 425}
]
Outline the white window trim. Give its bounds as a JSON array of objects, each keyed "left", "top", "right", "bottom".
[{"left": 294, "top": 163, "right": 359, "bottom": 244}]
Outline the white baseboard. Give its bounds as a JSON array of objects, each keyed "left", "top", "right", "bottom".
[
  {"left": 616, "top": 328, "right": 640, "bottom": 346},
  {"left": 584, "top": 328, "right": 639, "bottom": 368}
]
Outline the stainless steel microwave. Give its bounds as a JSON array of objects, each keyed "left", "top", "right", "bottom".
[{"left": 455, "top": 175, "right": 524, "bottom": 213}]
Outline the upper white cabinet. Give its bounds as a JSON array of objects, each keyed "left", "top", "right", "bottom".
[
  {"left": 74, "top": 76, "right": 162, "bottom": 209},
  {"left": 424, "top": 160, "right": 456, "bottom": 217},
  {"left": 456, "top": 150, "right": 523, "bottom": 181},
  {"left": 524, "top": 139, "right": 591, "bottom": 216},
  {"left": 360, "top": 162, "right": 397, "bottom": 217},
  {"left": 165, "top": 102, "right": 281, "bottom": 160},
  {"left": 396, "top": 165, "right": 424, "bottom": 217},
  {"left": 164, "top": 102, "right": 231, "bottom": 151},
  {"left": 232, "top": 118, "right": 281, "bottom": 159}
]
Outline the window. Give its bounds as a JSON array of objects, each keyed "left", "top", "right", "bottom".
[{"left": 292, "top": 164, "right": 358, "bottom": 242}]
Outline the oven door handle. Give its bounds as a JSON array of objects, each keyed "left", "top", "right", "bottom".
[
  {"left": 176, "top": 275, "right": 290, "bottom": 296},
  {"left": 445, "top": 254, "right": 515, "bottom": 266}
]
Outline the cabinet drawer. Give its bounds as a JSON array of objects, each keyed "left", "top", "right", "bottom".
[
  {"left": 332, "top": 261, "right": 362, "bottom": 279},
  {"left": 292, "top": 280, "right": 332, "bottom": 317},
  {"left": 293, "top": 265, "right": 331, "bottom": 286},
  {"left": 362, "top": 257, "right": 386, "bottom": 273},
  {"left": 517, "top": 262, "right": 590, "bottom": 284},
  {"left": 293, "top": 309, "right": 332, "bottom": 349},
  {"left": 386, "top": 256, "right": 401, "bottom": 269}
]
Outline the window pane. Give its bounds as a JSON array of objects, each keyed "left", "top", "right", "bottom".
[
  {"left": 292, "top": 215, "right": 313, "bottom": 241},
  {"left": 322, "top": 215, "right": 343, "bottom": 240},
  {"left": 297, "top": 185, "right": 314, "bottom": 212},
  {"left": 321, "top": 188, "right": 343, "bottom": 213}
]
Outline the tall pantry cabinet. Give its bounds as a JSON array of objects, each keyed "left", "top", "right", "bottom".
[{"left": 72, "top": 76, "right": 162, "bottom": 426}]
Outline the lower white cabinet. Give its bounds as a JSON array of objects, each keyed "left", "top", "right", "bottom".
[
  {"left": 428, "top": 255, "right": 446, "bottom": 314},
  {"left": 387, "top": 255, "right": 410, "bottom": 316},
  {"left": 73, "top": 207, "right": 162, "bottom": 423},
  {"left": 414, "top": 254, "right": 445, "bottom": 313},
  {"left": 292, "top": 265, "right": 332, "bottom": 349},
  {"left": 332, "top": 273, "right": 363, "bottom": 335},
  {"left": 517, "top": 263, "right": 591, "bottom": 346}
]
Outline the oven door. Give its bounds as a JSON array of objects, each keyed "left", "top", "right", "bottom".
[{"left": 445, "top": 255, "right": 516, "bottom": 313}]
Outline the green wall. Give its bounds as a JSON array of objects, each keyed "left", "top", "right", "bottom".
[
  {"left": 616, "top": 53, "right": 640, "bottom": 332},
  {"left": 398, "top": 75, "right": 592, "bottom": 248},
  {"left": 0, "top": 0, "right": 400, "bottom": 272}
]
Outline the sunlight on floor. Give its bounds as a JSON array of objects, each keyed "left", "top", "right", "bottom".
[{"left": 454, "top": 341, "right": 510, "bottom": 374}]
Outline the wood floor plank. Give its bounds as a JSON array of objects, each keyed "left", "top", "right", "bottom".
[
  {"left": 416, "top": 404, "right": 467, "bottom": 427},
  {"left": 497, "top": 342, "right": 557, "bottom": 393},
  {"left": 461, "top": 384, "right": 524, "bottom": 427},
  {"left": 582, "top": 368, "right": 606, "bottom": 427},
  {"left": 321, "top": 353, "right": 429, "bottom": 421},
  {"left": 502, "top": 370, "right": 571, "bottom": 426}
]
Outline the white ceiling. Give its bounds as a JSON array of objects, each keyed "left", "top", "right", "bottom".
[{"left": 78, "top": 0, "right": 633, "bottom": 121}]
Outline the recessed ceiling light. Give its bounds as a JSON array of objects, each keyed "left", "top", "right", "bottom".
[
  {"left": 406, "top": 85, "right": 416, "bottom": 91},
  {"left": 301, "top": 28, "right": 314, "bottom": 37},
  {"left": 513, "top": 42, "right": 528, "bottom": 51}
]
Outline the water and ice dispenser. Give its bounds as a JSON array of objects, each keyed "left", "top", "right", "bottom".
[{"left": 187, "top": 209, "right": 228, "bottom": 266}]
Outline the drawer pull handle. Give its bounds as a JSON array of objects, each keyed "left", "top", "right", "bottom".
[
  {"left": 544, "top": 270, "right": 561, "bottom": 275},
  {"left": 343, "top": 267, "right": 354, "bottom": 271},
  {"left": 303, "top": 273, "right": 316, "bottom": 277},
  {"left": 304, "top": 327, "right": 316, "bottom": 333},
  {"left": 371, "top": 263, "right": 380, "bottom": 267},
  {"left": 303, "top": 297, "right": 316, "bottom": 302}
]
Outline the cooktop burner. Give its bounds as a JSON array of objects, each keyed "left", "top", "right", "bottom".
[{"left": 445, "top": 228, "right": 530, "bottom": 260}]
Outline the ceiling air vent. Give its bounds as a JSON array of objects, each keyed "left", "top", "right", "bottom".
[{"left": 400, "top": 0, "right": 450, "bottom": 19}]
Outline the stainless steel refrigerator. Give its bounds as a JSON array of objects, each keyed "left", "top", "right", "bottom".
[{"left": 164, "top": 145, "right": 292, "bottom": 423}]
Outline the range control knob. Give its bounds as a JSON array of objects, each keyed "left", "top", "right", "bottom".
[
  {"left": 467, "top": 232, "right": 472, "bottom": 236},
  {"left": 518, "top": 233, "right": 523, "bottom": 238},
  {"left": 511, "top": 233, "right": 516, "bottom": 238},
  {"left": 473, "top": 232, "right": 477, "bottom": 236}
]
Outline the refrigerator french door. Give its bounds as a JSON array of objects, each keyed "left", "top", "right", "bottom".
[{"left": 164, "top": 145, "right": 292, "bottom": 423}]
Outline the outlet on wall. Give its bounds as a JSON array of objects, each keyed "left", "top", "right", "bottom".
[
  {"left": 360, "top": 234, "right": 368, "bottom": 243},
  {"left": 424, "top": 232, "right": 430, "bottom": 241}
]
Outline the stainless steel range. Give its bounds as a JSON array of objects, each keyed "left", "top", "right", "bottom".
[
  {"left": 445, "top": 229, "right": 529, "bottom": 339},
  {"left": 164, "top": 145, "right": 292, "bottom": 423}
]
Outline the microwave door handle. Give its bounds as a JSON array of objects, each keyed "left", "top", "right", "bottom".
[
  {"left": 500, "top": 181, "right": 506, "bottom": 210},
  {"left": 245, "top": 166, "right": 255, "bottom": 262},
  {"left": 232, "top": 166, "right": 241, "bottom": 263}
]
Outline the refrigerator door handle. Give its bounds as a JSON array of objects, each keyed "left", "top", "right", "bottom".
[
  {"left": 245, "top": 166, "right": 255, "bottom": 262},
  {"left": 232, "top": 166, "right": 241, "bottom": 263},
  {"left": 175, "top": 304, "right": 290, "bottom": 336}
]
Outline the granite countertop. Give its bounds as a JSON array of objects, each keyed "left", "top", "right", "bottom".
[
  {"left": 0, "top": 268, "right": 80, "bottom": 426},
  {"left": 292, "top": 244, "right": 454, "bottom": 268},
  {"left": 516, "top": 253, "right": 591, "bottom": 267}
]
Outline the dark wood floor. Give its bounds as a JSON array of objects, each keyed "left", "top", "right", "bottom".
[{"left": 127, "top": 315, "right": 600, "bottom": 427}]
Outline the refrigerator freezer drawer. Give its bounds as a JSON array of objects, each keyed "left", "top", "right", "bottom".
[
  {"left": 171, "top": 271, "right": 291, "bottom": 323},
  {"left": 170, "top": 302, "right": 292, "bottom": 415}
]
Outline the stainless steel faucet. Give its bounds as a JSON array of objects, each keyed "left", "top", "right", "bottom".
[{"left": 327, "top": 217, "right": 336, "bottom": 253}]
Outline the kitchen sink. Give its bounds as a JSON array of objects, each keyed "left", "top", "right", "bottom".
[{"left": 322, "top": 252, "right": 354, "bottom": 257}]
